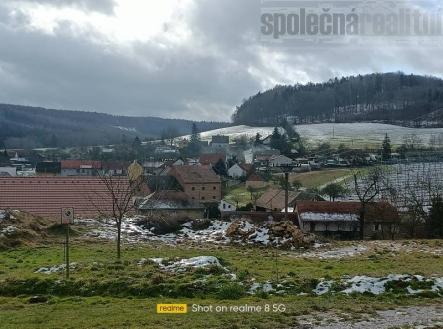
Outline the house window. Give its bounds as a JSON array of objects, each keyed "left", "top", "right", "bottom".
[
  {"left": 202, "top": 187, "right": 205, "bottom": 191},
  {"left": 228, "top": 205, "right": 231, "bottom": 209},
  {"left": 213, "top": 196, "right": 216, "bottom": 199},
  {"left": 201, "top": 196, "right": 205, "bottom": 200},
  {"left": 223, "top": 204, "right": 226, "bottom": 209},
  {"left": 213, "top": 186, "right": 216, "bottom": 190},
  {"left": 192, "top": 187, "right": 195, "bottom": 191}
]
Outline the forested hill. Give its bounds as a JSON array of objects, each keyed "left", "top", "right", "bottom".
[
  {"left": 232, "top": 72, "right": 443, "bottom": 127},
  {"left": 0, "top": 104, "right": 229, "bottom": 148}
]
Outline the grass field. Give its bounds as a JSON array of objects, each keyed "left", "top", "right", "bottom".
[
  {"left": 289, "top": 169, "right": 352, "bottom": 189},
  {"left": 1, "top": 240, "right": 442, "bottom": 329},
  {"left": 224, "top": 185, "right": 270, "bottom": 207}
]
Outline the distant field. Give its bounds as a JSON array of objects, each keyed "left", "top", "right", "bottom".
[
  {"left": 196, "top": 123, "right": 443, "bottom": 148},
  {"left": 288, "top": 169, "right": 352, "bottom": 189}
]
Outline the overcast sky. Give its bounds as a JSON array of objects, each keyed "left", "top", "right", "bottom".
[{"left": 0, "top": 0, "right": 441, "bottom": 121}]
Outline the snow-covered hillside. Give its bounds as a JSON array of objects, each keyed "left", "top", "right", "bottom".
[{"left": 196, "top": 123, "right": 443, "bottom": 147}]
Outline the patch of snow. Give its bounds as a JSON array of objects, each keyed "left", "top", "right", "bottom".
[
  {"left": 0, "top": 225, "right": 17, "bottom": 237},
  {"left": 112, "top": 126, "right": 137, "bottom": 132},
  {"left": 35, "top": 263, "right": 78, "bottom": 274},
  {"left": 152, "top": 256, "right": 225, "bottom": 273},
  {"left": 301, "top": 212, "right": 359, "bottom": 222},
  {"left": 432, "top": 277, "right": 443, "bottom": 293},
  {"left": 313, "top": 275, "right": 443, "bottom": 296},
  {"left": 313, "top": 280, "right": 334, "bottom": 295},
  {"left": 341, "top": 275, "right": 410, "bottom": 295},
  {"left": 248, "top": 281, "right": 275, "bottom": 294},
  {"left": 295, "top": 245, "right": 368, "bottom": 259}
]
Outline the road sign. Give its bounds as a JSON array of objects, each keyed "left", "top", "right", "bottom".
[{"left": 61, "top": 208, "right": 74, "bottom": 225}]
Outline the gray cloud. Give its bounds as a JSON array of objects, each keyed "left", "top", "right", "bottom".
[{"left": 0, "top": 0, "right": 441, "bottom": 121}]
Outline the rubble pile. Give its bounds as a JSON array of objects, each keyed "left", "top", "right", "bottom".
[{"left": 225, "top": 220, "right": 315, "bottom": 249}]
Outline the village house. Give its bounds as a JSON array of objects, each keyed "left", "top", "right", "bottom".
[
  {"left": 142, "top": 160, "right": 165, "bottom": 175},
  {"left": 169, "top": 165, "right": 221, "bottom": 203},
  {"left": 296, "top": 201, "right": 401, "bottom": 239},
  {"left": 245, "top": 173, "right": 267, "bottom": 189},
  {"left": 253, "top": 149, "right": 280, "bottom": 167},
  {"left": 210, "top": 135, "right": 229, "bottom": 150},
  {"left": 227, "top": 163, "right": 252, "bottom": 178},
  {"left": 255, "top": 188, "right": 322, "bottom": 212},
  {"left": 0, "top": 166, "right": 17, "bottom": 177},
  {"left": 60, "top": 160, "right": 102, "bottom": 176},
  {"left": 36, "top": 162, "right": 61, "bottom": 176},
  {"left": 102, "top": 161, "right": 129, "bottom": 176},
  {"left": 199, "top": 153, "right": 226, "bottom": 166},
  {"left": 218, "top": 200, "right": 236, "bottom": 213},
  {"left": 269, "top": 154, "right": 294, "bottom": 167},
  {"left": 0, "top": 176, "right": 149, "bottom": 218},
  {"left": 154, "top": 145, "right": 180, "bottom": 161},
  {"left": 9, "top": 152, "right": 33, "bottom": 171}
]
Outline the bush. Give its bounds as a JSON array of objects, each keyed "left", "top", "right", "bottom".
[
  {"left": 216, "top": 283, "right": 245, "bottom": 300},
  {"left": 238, "top": 203, "right": 254, "bottom": 211}
]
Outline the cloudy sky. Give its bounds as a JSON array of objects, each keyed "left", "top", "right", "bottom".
[{"left": 0, "top": 0, "right": 441, "bottom": 121}]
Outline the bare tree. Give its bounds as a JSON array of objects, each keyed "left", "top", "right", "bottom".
[
  {"left": 353, "top": 166, "right": 384, "bottom": 239},
  {"left": 247, "top": 186, "right": 262, "bottom": 208},
  {"left": 230, "top": 194, "right": 242, "bottom": 208},
  {"left": 89, "top": 172, "right": 146, "bottom": 260},
  {"left": 402, "top": 165, "right": 442, "bottom": 237}
]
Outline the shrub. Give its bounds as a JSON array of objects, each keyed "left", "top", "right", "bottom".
[{"left": 216, "top": 283, "right": 245, "bottom": 300}]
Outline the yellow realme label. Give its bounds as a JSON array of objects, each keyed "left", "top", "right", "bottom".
[{"left": 156, "top": 304, "right": 188, "bottom": 314}]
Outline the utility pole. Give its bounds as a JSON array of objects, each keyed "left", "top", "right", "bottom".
[
  {"left": 61, "top": 208, "right": 74, "bottom": 280},
  {"left": 65, "top": 224, "right": 70, "bottom": 279},
  {"left": 284, "top": 171, "right": 289, "bottom": 221}
]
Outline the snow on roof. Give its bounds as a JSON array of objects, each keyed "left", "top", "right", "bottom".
[{"left": 300, "top": 212, "right": 359, "bottom": 222}]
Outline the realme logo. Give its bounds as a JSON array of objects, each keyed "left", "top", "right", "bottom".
[{"left": 156, "top": 304, "right": 188, "bottom": 314}]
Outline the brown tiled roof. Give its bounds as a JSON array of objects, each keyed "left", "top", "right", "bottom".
[
  {"left": 256, "top": 188, "right": 300, "bottom": 210},
  {"left": 199, "top": 153, "right": 225, "bottom": 165},
  {"left": 239, "top": 164, "right": 253, "bottom": 173},
  {"left": 171, "top": 165, "right": 220, "bottom": 184},
  {"left": 246, "top": 173, "right": 264, "bottom": 182},
  {"left": 296, "top": 201, "right": 400, "bottom": 222},
  {"left": 0, "top": 177, "right": 135, "bottom": 218},
  {"left": 102, "top": 161, "right": 130, "bottom": 171},
  {"left": 61, "top": 160, "right": 102, "bottom": 169}
]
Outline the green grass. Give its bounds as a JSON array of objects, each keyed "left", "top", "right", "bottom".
[
  {"left": 1, "top": 240, "right": 442, "bottom": 328},
  {"left": 224, "top": 185, "right": 267, "bottom": 207},
  {"left": 2, "top": 241, "right": 443, "bottom": 282},
  {"left": 0, "top": 294, "right": 440, "bottom": 329},
  {"left": 289, "top": 169, "right": 352, "bottom": 189}
]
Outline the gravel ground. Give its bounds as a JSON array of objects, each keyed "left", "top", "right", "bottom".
[{"left": 294, "top": 305, "right": 443, "bottom": 329}]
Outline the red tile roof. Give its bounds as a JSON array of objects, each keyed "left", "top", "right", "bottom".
[
  {"left": 171, "top": 165, "right": 220, "bottom": 184},
  {"left": 246, "top": 173, "right": 264, "bottom": 182},
  {"left": 0, "top": 177, "right": 134, "bottom": 218},
  {"left": 296, "top": 201, "right": 400, "bottom": 222},
  {"left": 61, "top": 160, "right": 102, "bottom": 170},
  {"left": 199, "top": 153, "right": 225, "bottom": 165}
]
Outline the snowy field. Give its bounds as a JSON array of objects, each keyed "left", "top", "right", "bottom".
[{"left": 196, "top": 123, "right": 443, "bottom": 147}]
